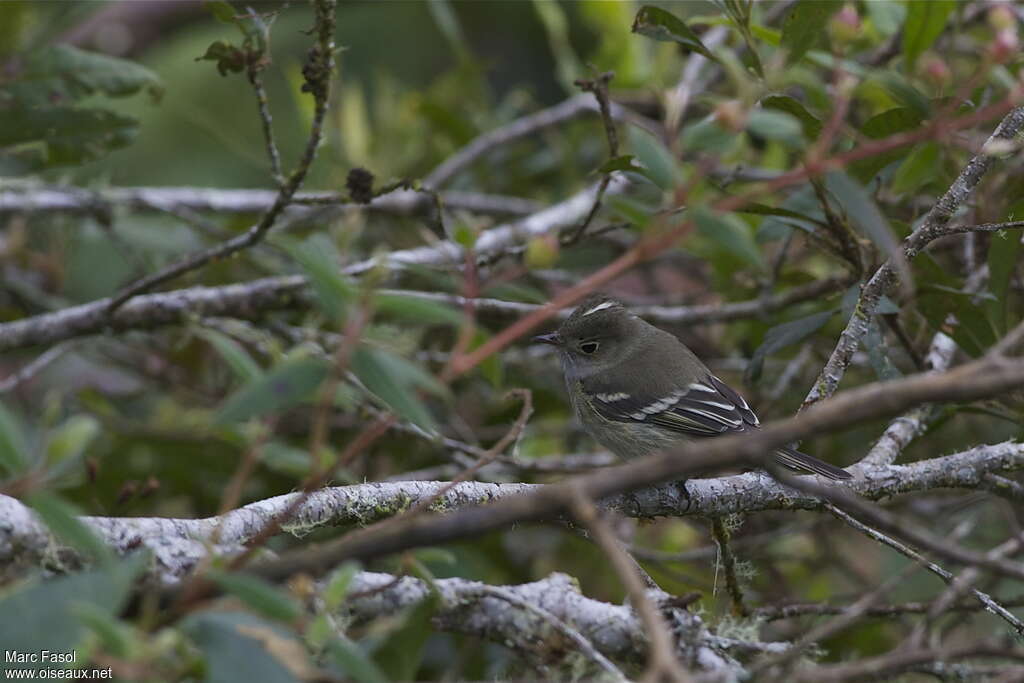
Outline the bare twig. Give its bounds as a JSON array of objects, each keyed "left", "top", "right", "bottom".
[
  {"left": 710, "top": 517, "right": 748, "bottom": 617},
  {"left": 0, "top": 342, "right": 74, "bottom": 393},
  {"left": 571, "top": 489, "right": 691, "bottom": 683},
  {"left": 824, "top": 503, "right": 1024, "bottom": 635},
  {"left": 104, "top": 0, "right": 337, "bottom": 314},
  {"left": 468, "top": 583, "right": 630, "bottom": 681},
  {"left": 423, "top": 93, "right": 657, "bottom": 189}
]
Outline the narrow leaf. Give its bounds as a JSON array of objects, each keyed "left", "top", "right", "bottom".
[
  {"left": 0, "top": 402, "right": 29, "bottom": 475},
  {"left": 216, "top": 356, "right": 330, "bottom": 424},
  {"left": 209, "top": 571, "right": 303, "bottom": 623},
  {"left": 781, "top": 1, "right": 838, "bottom": 64},
  {"left": 327, "top": 636, "right": 389, "bottom": 683},
  {"left": 693, "top": 207, "right": 764, "bottom": 270},
  {"left": 891, "top": 143, "right": 940, "bottom": 195},
  {"left": 824, "top": 171, "right": 908, "bottom": 286},
  {"left": 28, "top": 493, "right": 114, "bottom": 565},
  {"left": 628, "top": 125, "right": 681, "bottom": 191},
  {"left": 760, "top": 94, "right": 822, "bottom": 139},
  {"left": 987, "top": 208, "right": 1023, "bottom": 333},
  {"left": 746, "top": 310, "right": 835, "bottom": 383},
  {"left": 196, "top": 328, "right": 262, "bottom": 382},
  {"left": 351, "top": 347, "right": 445, "bottom": 430},
  {"left": 903, "top": 0, "right": 956, "bottom": 68},
  {"left": 631, "top": 6, "right": 717, "bottom": 61}
]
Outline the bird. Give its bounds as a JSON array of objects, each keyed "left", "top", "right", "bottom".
[{"left": 533, "top": 294, "right": 851, "bottom": 481}]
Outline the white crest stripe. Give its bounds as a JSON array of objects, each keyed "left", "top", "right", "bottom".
[{"left": 582, "top": 301, "right": 616, "bottom": 316}]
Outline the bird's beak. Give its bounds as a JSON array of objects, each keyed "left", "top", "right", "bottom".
[{"left": 532, "top": 332, "right": 562, "bottom": 346}]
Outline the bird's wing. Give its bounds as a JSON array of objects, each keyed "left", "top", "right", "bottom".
[{"left": 583, "top": 373, "right": 760, "bottom": 438}]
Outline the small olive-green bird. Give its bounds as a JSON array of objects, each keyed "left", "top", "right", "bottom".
[{"left": 534, "top": 295, "right": 851, "bottom": 480}]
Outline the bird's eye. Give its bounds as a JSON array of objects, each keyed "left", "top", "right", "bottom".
[{"left": 579, "top": 341, "right": 599, "bottom": 354}]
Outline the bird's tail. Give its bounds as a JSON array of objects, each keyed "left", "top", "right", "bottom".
[{"left": 772, "top": 446, "right": 852, "bottom": 480}]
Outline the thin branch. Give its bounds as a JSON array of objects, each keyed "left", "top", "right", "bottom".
[
  {"left": 749, "top": 562, "right": 920, "bottom": 677},
  {"left": 0, "top": 178, "right": 628, "bottom": 353},
  {"left": 0, "top": 342, "right": 74, "bottom": 393},
  {"left": 104, "top": 1, "right": 337, "bottom": 313},
  {"left": 825, "top": 503, "right": 1024, "bottom": 635},
  {"left": 803, "top": 106, "right": 1024, "bottom": 408},
  {"left": 753, "top": 595, "right": 1024, "bottom": 621},
  {"left": 423, "top": 92, "right": 657, "bottom": 189},
  {"left": 468, "top": 583, "right": 630, "bottom": 681},
  {"left": 338, "top": 571, "right": 737, "bottom": 676},
  {"left": 571, "top": 489, "right": 691, "bottom": 683},
  {"left": 0, "top": 185, "right": 543, "bottom": 218},
  {"left": 710, "top": 517, "right": 748, "bottom": 617}
]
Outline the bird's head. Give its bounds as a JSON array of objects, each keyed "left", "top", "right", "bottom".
[{"left": 532, "top": 295, "right": 644, "bottom": 378}]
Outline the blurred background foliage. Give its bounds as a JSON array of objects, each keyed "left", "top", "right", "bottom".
[{"left": 1, "top": 0, "right": 1023, "bottom": 680}]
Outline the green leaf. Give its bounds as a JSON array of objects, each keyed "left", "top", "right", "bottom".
[
  {"left": 608, "top": 195, "right": 656, "bottom": 228},
  {"left": 7, "top": 44, "right": 162, "bottom": 106},
  {"left": 891, "top": 143, "right": 940, "bottom": 195},
  {"left": 206, "top": 1, "right": 238, "bottom": 24},
  {"left": 860, "top": 107, "right": 925, "bottom": 139},
  {"left": 216, "top": 356, "right": 330, "bottom": 424},
  {"left": 693, "top": 207, "right": 764, "bottom": 270},
  {"left": 183, "top": 611, "right": 312, "bottom": 683},
  {"left": 781, "top": 1, "right": 839, "bottom": 64},
  {"left": 28, "top": 492, "right": 114, "bottom": 565},
  {"left": 866, "top": 1, "right": 906, "bottom": 37},
  {"left": 0, "top": 107, "right": 138, "bottom": 168},
  {"left": 323, "top": 563, "right": 361, "bottom": 611},
  {"left": 471, "top": 329, "right": 504, "bottom": 389},
  {"left": 746, "top": 310, "right": 835, "bottom": 383},
  {"left": 864, "top": 319, "right": 902, "bottom": 380},
  {"left": 631, "top": 6, "right": 717, "bottom": 61},
  {"left": 850, "top": 107, "right": 925, "bottom": 182},
  {"left": 679, "top": 114, "right": 734, "bottom": 154},
  {"left": 209, "top": 571, "right": 302, "bottom": 623},
  {"left": 45, "top": 415, "right": 100, "bottom": 466},
  {"left": 597, "top": 154, "right": 642, "bottom": 174},
  {"left": 746, "top": 109, "right": 804, "bottom": 147},
  {"left": 281, "top": 234, "right": 353, "bottom": 324},
  {"left": 427, "top": 0, "right": 470, "bottom": 61},
  {"left": 260, "top": 441, "right": 312, "bottom": 478},
  {"left": 0, "top": 402, "right": 29, "bottom": 475},
  {"left": 70, "top": 602, "right": 136, "bottom": 658},
  {"left": 987, "top": 208, "right": 1023, "bottom": 333},
  {"left": 915, "top": 256, "right": 997, "bottom": 357},
  {"left": 0, "top": 555, "right": 146, "bottom": 671},
  {"left": 195, "top": 328, "right": 263, "bottom": 383},
  {"left": 196, "top": 40, "right": 247, "bottom": 76},
  {"left": 373, "top": 293, "right": 464, "bottom": 326},
  {"left": 627, "top": 125, "right": 681, "bottom": 191},
  {"left": 372, "top": 596, "right": 438, "bottom": 682},
  {"left": 824, "top": 171, "right": 904, "bottom": 270},
  {"left": 755, "top": 186, "right": 824, "bottom": 242},
  {"left": 877, "top": 73, "right": 932, "bottom": 118},
  {"left": 903, "top": 0, "right": 956, "bottom": 68},
  {"left": 326, "top": 636, "right": 389, "bottom": 683},
  {"left": 760, "top": 94, "right": 822, "bottom": 139},
  {"left": 351, "top": 347, "right": 446, "bottom": 430}
]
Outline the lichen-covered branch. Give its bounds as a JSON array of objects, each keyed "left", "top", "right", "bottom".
[
  {"left": 2, "top": 442, "right": 1020, "bottom": 584},
  {"left": 339, "top": 571, "right": 738, "bottom": 676},
  {"left": 0, "top": 177, "right": 628, "bottom": 352},
  {"left": 0, "top": 185, "right": 542, "bottom": 217}
]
